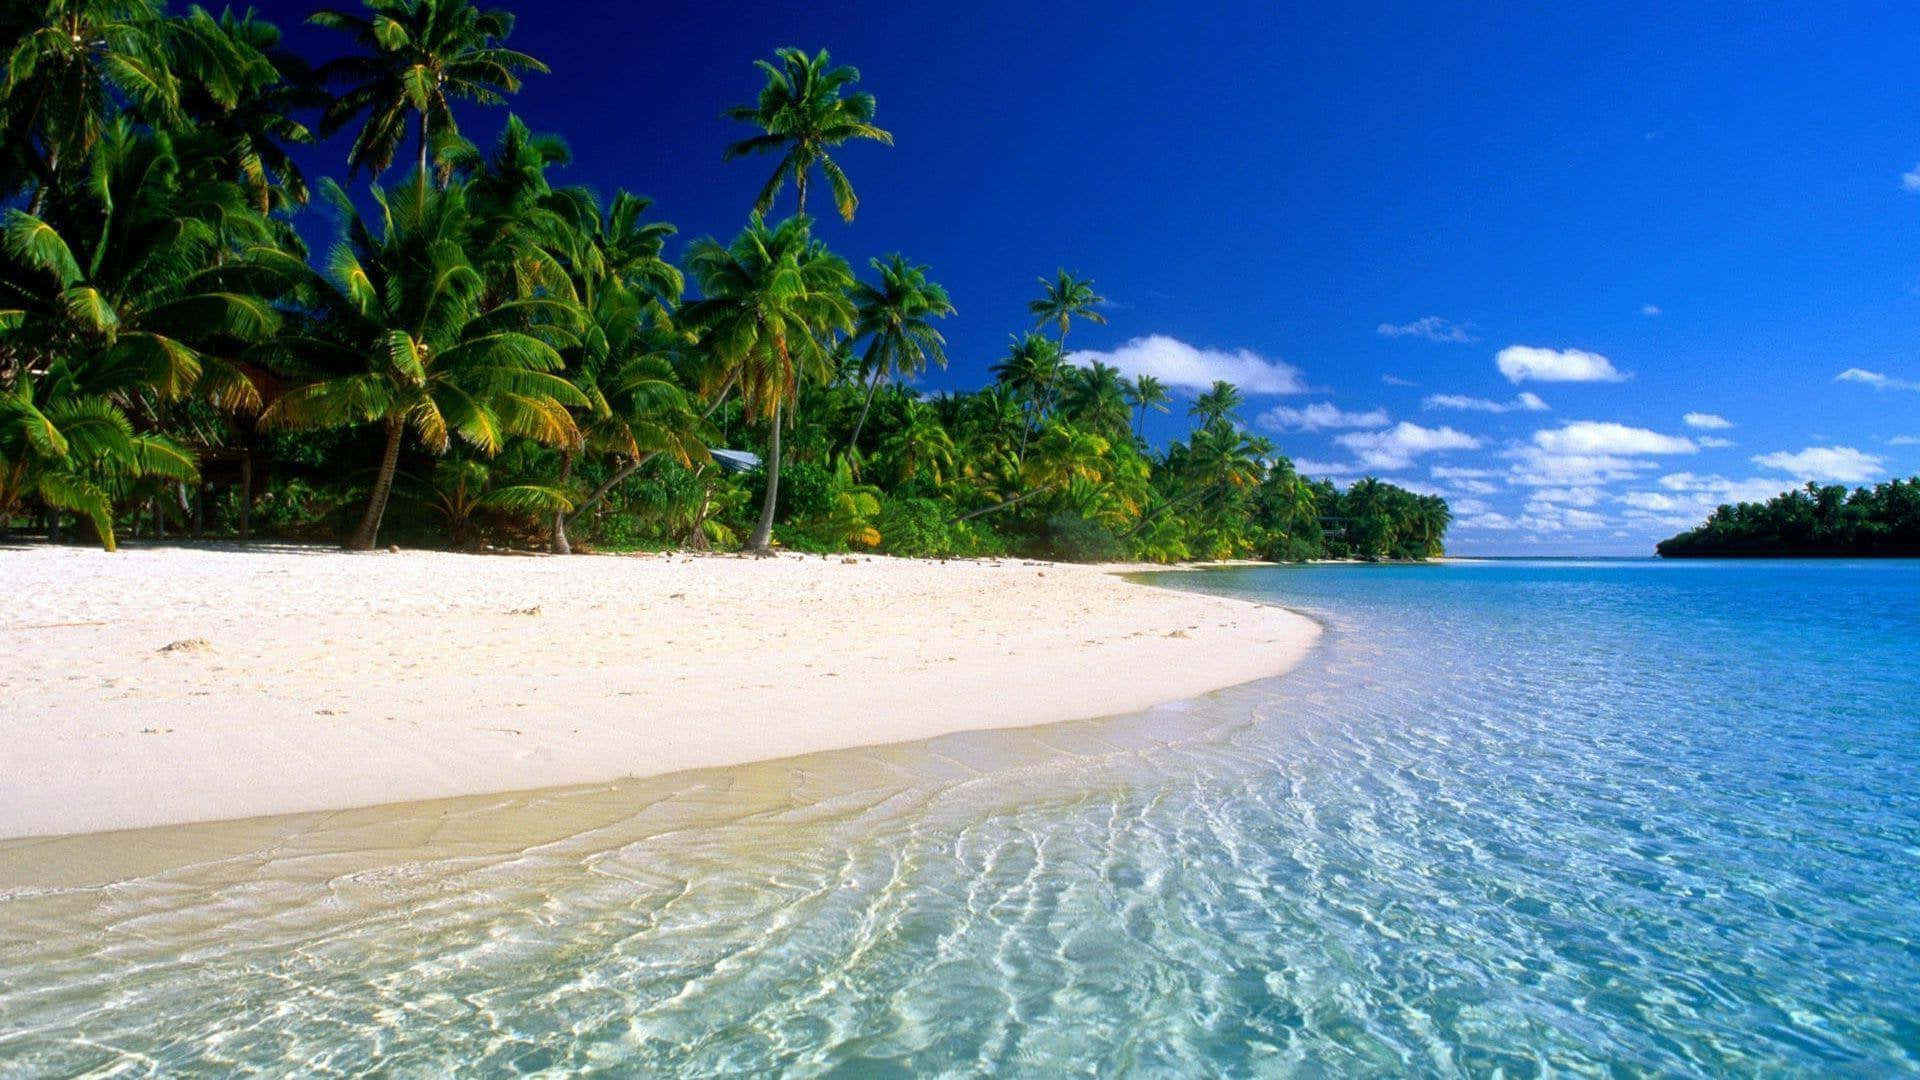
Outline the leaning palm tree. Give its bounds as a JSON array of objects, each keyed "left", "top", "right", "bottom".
[
  {"left": 309, "top": 0, "right": 546, "bottom": 185},
  {"left": 1029, "top": 269, "right": 1106, "bottom": 347},
  {"left": 256, "top": 179, "right": 587, "bottom": 550},
  {"left": 680, "top": 214, "right": 854, "bottom": 552},
  {"left": 723, "top": 47, "right": 893, "bottom": 222},
  {"left": 846, "top": 254, "right": 952, "bottom": 452},
  {"left": 1125, "top": 373, "right": 1170, "bottom": 438}
]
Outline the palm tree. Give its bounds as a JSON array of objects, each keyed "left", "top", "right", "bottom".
[
  {"left": 990, "top": 332, "right": 1065, "bottom": 457},
  {"left": 310, "top": 0, "right": 546, "bottom": 185},
  {"left": 958, "top": 422, "right": 1111, "bottom": 522},
  {"left": 1125, "top": 373, "right": 1170, "bottom": 438},
  {"left": 723, "top": 47, "right": 892, "bottom": 222},
  {"left": 1189, "top": 379, "right": 1244, "bottom": 429},
  {"left": 846, "top": 254, "right": 952, "bottom": 452},
  {"left": 176, "top": 6, "right": 322, "bottom": 213},
  {"left": 680, "top": 214, "right": 854, "bottom": 552},
  {"left": 876, "top": 398, "right": 955, "bottom": 487},
  {"left": 0, "top": 0, "right": 183, "bottom": 213},
  {"left": 256, "top": 179, "right": 588, "bottom": 549},
  {"left": 0, "top": 122, "right": 280, "bottom": 409},
  {"left": 1029, "top": 269, "right": 1106, "bottom": 347},
  {"left": 0, "top": 365, "right": 197, "bottom": 550},
  {"left": 1059, "top": 361, "right": 1131, "bottom": 442}
]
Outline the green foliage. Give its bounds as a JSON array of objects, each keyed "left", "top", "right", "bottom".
[
  {"left": 0, "top": 6, "right": 1453, "bottom": 565},
  {"left": 1657, "top": 478, "right": 1920, "bottom": 557}
]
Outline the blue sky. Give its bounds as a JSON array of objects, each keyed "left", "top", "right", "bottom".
[{"left": 254, "top": 0, "right": 1920, "bottom": 554}]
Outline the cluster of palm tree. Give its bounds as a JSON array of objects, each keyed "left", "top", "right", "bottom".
[{"left": 0, "top": 0, "right": 1449, "bottom": 561}]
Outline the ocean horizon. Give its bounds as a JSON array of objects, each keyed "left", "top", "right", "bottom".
[{"left": 3, "top": 559, "right": 1914, "bottom": 1075}]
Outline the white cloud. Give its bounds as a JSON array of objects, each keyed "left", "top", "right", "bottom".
[
  {"left": 1836, "top": 367, "right": 1920, "bottom": 392},
  {"left": 1533, "top": 421, "right": 1697, "bottom": 456},
  {"left": 1451, "top": 498, "right": 1493, "bottom": 515},
  {"left": 1450, "top": 479, "right": 1499, "bottom": 494},
  {"left": 1683, "top": 412, "right": 1733, "bottom": 430},
  {"left": 1891, "top": 435, "right": 1920, "bottom": 446},
  {"left": 1904, "top": 165, "right": 1920, "bottom": 192},
  {"left": 1066, "top": 335, "right": 1307, "bottom": 394},
  {"left": 1496, "top": 345, "right": 1628, "bottom": 384},
  {"left": 1377, "top": 316, "right": 1476, "bottom": 344},
  {"left": 1518, "top": 506, "right": 1610, "bottom": 533},
  {"left": 1527, "top": 486, "right": 1606, "bottom": 507},
  {"left": 1751, "top": 445, "right": 1885, "bottom": 484},
  {"left": 1423, "top": 391, "right": 1550, "bottom": 414},
  {"left": 1257, "top": 402, "right": 1389, "bottom": 432},
  {"left": 1430, "top": 466, "right": 1496, "bottom": 479},
  {"left": 1290, "top": 458, "right": 1359, "bottom": 479},
  {"left": 1504, "top": 450, "right": 1657, "bottom": 487},
  {"left": 1381, "top": 373, "right": 1419, "bottom": 387},
  {"left": 1697, "top": 436, "right": 1736, "bottom": 449},
  {"left": 1641, "top": 305, "right": 1662, "bottom": 317},
  {"left": 1334, "top": 422, "right": 1481, "bottom": 470},
  {"left": 1457, "top": 512, "right": 1516, "bottom": 531}
]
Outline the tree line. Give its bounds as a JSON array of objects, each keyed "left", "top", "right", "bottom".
[
  {"left": 0, "top": 0, "right": 1451, "bottom": 562},
  {"left": 1656, "top": 478, "right": 1920, "bottom": 558}
]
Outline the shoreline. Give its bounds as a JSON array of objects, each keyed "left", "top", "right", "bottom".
[{"left": 0, "top": 544, "right": 1317, "bottom": 840}]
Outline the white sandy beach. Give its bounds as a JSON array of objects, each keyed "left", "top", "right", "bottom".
[{"left": 0, "top": 545, "right": 1317, "bottom": 838}]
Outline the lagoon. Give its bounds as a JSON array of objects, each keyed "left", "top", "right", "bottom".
[{"left": 2, "top": 559, "right": 1916, "bottom": 1075}]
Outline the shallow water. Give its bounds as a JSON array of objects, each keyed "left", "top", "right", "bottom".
[{"left": 2, "top": 559, "right": 1917, "bottom": 1076}]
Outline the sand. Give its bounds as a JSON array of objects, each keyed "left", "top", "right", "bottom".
[{"left": 0, "top": 544, "right": 1317, "bottom": 839}]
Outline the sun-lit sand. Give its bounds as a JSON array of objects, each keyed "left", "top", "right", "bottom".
[{"left": 0, "top": 544, "right": 1317, "bottom": 838}]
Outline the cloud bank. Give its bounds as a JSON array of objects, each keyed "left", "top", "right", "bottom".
[
  {"left": 1751, "top": 445, "right": 1884, "bottom": 484},
  {"left": 1258, "top": 402, "right": 1389, "bottom": 432},
  {"left": 1335, "top": 422, "right": 1481, "bottom": 470},
  {"left": 1066, "top": 335, "right": 1307, "bottom": 394}
]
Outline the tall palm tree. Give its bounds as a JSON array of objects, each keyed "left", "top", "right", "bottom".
[
  {"left": 1125, "top": 373, "right": 1170, "bottom": 438},
  {"left": 1189, "top": 379, "right": 1244, "bottom": 429},
  {"left": 256, "top": 179, "right": 587, "bottom": 549},
  {"left": 1029, "top": 269, "right": 1106, "bottom": 348},
  {"left": 0, "top": 0, "right": 184, "bottom": 212},
  {"left": 723, "top": 47, "right": 892, "bottom": 222},
  {"left": 309, "top": 0, "right": 546, "bottom": 185},
  {"left": 846, "top": 254, "right": 952, "bottom": 452},
  {"left": 990, "top": 332, "right": 1065, "bottom": 457},
  {"left": 681, "top": 214, "right": 854, "bottom": 552}
]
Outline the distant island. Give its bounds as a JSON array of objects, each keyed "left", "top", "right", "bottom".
[{"left": 1656, "top": 478, "right": 1920, "bottom": 557}]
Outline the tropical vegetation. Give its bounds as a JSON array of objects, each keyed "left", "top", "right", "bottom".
[
  {"left": 1656, "top": 478, "right": 1920, "bottom": 557},
  {"left": 0, "top": 0, "right": 1449, "bottom": 562}
]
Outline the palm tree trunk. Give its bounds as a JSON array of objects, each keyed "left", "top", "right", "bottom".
[
  {"left": 551, "top": 449, "right": 575, "bottom": 554},
  {"left": 27, "top": 147, "right": 55, "bottom": 218},
  {"left": 957, "top": 486, "right": 1045, "bottom": 522},
  {"left": 418, "top": 109, "right": 431, "bottom": 191},
  {"left": 796, "top": 172, "right": 807, "bottom": 219},
  {"left": 750, "top": 402, "right": 782, "bottom": 552},
  {"left": 347, "top": 417, "right": 405, "bottom": 551},
  {"left": 847, "top": 369, "right": 883, "bottom": 453}
]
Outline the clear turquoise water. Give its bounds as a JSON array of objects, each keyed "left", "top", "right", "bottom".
[{"left": 2, "top": 559, "right": 1917, "bottom": 1076}]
